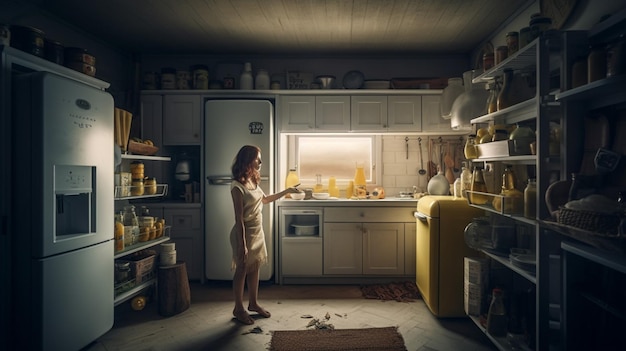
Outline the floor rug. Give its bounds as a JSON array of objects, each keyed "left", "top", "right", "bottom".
[
  {"left": 360, "top": 281, "right": 421, "bottom": 302},
  {"left": 268, "top": 326, "right": 407, "bottom": 351}
]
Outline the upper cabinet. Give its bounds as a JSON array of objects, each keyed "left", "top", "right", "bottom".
[
  {"left": 280, "top": 93, "right": 438, "bottom": 132},
  {"left": 163, "top": 95, "right": 202, "bottom": 145}
]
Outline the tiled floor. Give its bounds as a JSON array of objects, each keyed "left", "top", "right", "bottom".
[{"left": 85, "top": 281, "right": 497, "bottom": 351}]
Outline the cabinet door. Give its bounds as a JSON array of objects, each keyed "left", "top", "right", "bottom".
[
  {"left": 164, "top": 208, "right": 203, "bottom": 280},
  {"left": 279, "top": 95, "right": 315, "bottom": 131},
  {"left": 281, "top": 237, "right": 323, "bottom": 276},
  {"left": 350, "top": 95, "right": 387, "bottom": 131},
  {"left": 316, "top": 96, "right": 350, "bottom": 131},
  {"left": 404, "top": 222, "right": 416, "bottom": 276},
  {"left": 362, "top": 223, "right": 404, "bottom": 275},
  {"left": 387, "top": 96, "right": 422, "bottom": 131},
  {"left": 421, "top": 95, "right": 452, "bottom": 132},
  {"left": 163, "top": 95, "right": 202, "bottom": 145},
  {"left": 323, "top": 223, "right": 362, "bottom": 274},
  {"left": 140, "top": 95, "right": 166, "bottom": 181}
]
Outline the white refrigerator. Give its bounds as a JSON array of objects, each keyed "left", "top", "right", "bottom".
[
  {"left": 11, "top": 71, "right": 114, "bottom": 350},
  {"left": 204, "top": 99, "right": 274, "bottom": 280}
]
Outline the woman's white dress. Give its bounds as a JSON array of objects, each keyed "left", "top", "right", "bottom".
[{"left": 230, "top": 181, "right": 267, "bottom": 272}]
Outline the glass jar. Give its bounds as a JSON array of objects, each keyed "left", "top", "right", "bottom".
[
  {"left": 122, "top": 205, "right": 139, "bottom": 246},
  {"left": 115, "top": 262, "right": 131, "bottom": 284},
  {"left": 487, "top": 288, "right": 508, "bottom": 337},
  {"left": 114, "top": 216, "right": 124, "bottom": 252},
  {"left": 464, "top": 134, "right": 478, "bottom": 159},
  {"left": 130, "top": 161, "right": 144, "bottom": 179},
  {"left": 191, "top": 64, "right": 209, "bottom": 89},
  {"left": 529, "top": 16, "right": 552, "bottom": 40},
  {"left": 524, "top": 178, "right": 537, "bottom": 219},
  {"left": 144, "top": 177, "right": 157, "bottom": 195},
  {"left": 509, "top": 123, "right": 536, "bottom": 155},
  {"left": 453, "top": 177, "right": 462, "bottom": 198},
  {"left": 496, "top": 68, "right": 519, "bottom": 110},
  {"left": 469, "top": 166, "right": 490, "bottom": 205},
  {"left": 495, "top": 46, "right": 508, "bottom": 65},
  {"left": 519, "top": 27, "right": 531, "bottom": 48},
  {"left": 483, "top": 52, "right": 494, "bottom": 72},
  {"left": 506, "top": 31, "right": 519, "bottom": 55},
  {"left": 460, "top": 164, "right": 472, "bottom": 199},
  {"left": 464, "top": 217, "right": 492, "bottom": 250},
  {"left": 588, "top": 45, "right": 607, "bottom": 83},
  {"left": 131, "top": 178, "right": 144, "bottom": 196}
]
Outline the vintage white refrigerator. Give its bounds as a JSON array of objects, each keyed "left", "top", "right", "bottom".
[
  {"left": 204, "top": 99, "right": 274, "bottom": 280},
  {"left": 11, "top": 71, "right": 114, "bottom": 350}
]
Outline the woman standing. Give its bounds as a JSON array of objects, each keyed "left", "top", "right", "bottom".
[{"left": 230, "top": 145, "right": 300, "bottom": 325}]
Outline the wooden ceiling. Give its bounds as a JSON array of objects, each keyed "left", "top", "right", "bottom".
[{"left": 35, "top": 0, "right": 532, "bottom": 55}]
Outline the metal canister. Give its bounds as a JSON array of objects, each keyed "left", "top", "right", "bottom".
[
  {"left": 191, "top": 64, "right": 209, "bottom": 89},
  {"left": 160, "top": 67, "right": 176, "bottom": 89}
]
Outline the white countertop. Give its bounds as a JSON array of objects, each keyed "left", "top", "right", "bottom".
[{"left": 277, "top": 197, "right": 419, "bottom": 207}]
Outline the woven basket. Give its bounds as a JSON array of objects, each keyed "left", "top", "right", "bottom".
[{"left": 557, "top": 207, "right": 623, "bottom": 234}]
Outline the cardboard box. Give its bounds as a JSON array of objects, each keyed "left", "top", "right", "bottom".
[
  {"left": 464, "top": 257, "right": 489, "bottom": 286},
  {"left": 464, "top": 280, "right": 484, "bottom": 316}
]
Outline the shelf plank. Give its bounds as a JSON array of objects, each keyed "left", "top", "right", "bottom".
[
  {"left": 483, "top": 250, "right": 537, "bottom": 284},
  {"left": 114, "top": 278, "right": 156, "bottom": 306},
  {"left": 114, "top": 229, "right": 170, "bottom": 259},
  {"left": 121, "top": 154, "right": 171, "bottom": 161}
]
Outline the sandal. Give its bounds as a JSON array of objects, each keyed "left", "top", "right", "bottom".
[{"left": 233, "top": 309, "right": 255, "bottom": 325}]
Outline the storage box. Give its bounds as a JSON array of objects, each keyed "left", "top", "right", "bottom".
[
  {"left": 122, "top": 251, "right": 156, "bottom": 283},
  {"left": 464, "top": 281, "right": 484, "bottom": 316},
  {"left": 476, "top": 140, "right": 520, "bottom": 158},
  {"left": 286, "top": 71, "right": 314, "bottom": 89},
  {"left": 464, "top": 257, "right": 489, "bottom": 286}
]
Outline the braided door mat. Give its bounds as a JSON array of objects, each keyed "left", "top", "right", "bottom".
[
  {"left": 359, "top": 281, "right": 421, "bottom": 302},
  {"left": 269, "top": 326, "right": 407, "bottom": 351}
]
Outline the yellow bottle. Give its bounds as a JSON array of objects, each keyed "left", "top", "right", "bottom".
[
  {"left": 285, "top": 168, "right": 299, "bottom": 198},
  {"left": 328, "top": 176, "right": 339, "bottom": 198},
  {"left": 346, "top": 181, "right": 354, "bottom": 199},
  {"left": 354, "top": 162, "right": 367, "bottom": 199}
]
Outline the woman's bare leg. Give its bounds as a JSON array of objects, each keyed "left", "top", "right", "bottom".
[
  {"left": 246, "top": 268, "right": 270, "bottom": 318},
  {"left": 233, "top": 265, "right": 254, "bottom": 324}
]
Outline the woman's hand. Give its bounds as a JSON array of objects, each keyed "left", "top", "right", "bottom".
[{"left": 237, "top": 243, "right": 248, "bottom": 264}]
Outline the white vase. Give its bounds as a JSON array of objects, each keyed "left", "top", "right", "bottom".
[
  {"left": 450, "top": 70, "right": 489, "bottom": 131},
  {"left": 427, "top": 171, "right": 450, "bottom": 195},
  {"left": 440, "top": 77, "right": 464, "bottom": 120}
]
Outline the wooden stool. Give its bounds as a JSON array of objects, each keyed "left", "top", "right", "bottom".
[{"left": 158, "top": 261, "right": 191, "bottom": 317}]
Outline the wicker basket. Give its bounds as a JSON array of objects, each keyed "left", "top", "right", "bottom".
[{"left": 557, "top": 207, "right": 623, "bottom": 234}]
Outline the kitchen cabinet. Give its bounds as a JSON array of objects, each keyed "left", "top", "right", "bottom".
[
  {"left": 323, "top": 207, "right": 413, "bottom": 276},
  {"left": 163, "top": 207, "right": 203, "bottom": 280},
  {"left": 163, "top": 94, "right": 202, "bottom": 145},
  {"left": 421, "top": 95, "right": 453, "bottom": 132},
  {"left": 114, "top": 154, "right": 171, "bottom": 307},
  {"left": 279, "top": 95, "right": 350, "bottom": 131},
  {"left": 279, "top": 208, "right": 323, "bottom": 280},
  {"left": 279, "top": 94, "right": 429, "bottom": 132}
]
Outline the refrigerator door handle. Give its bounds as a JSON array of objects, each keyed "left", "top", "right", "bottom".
[
  {"left": 415, "top": 211, "right": 428, "bottom": 222},
  {"left": 207, "top": 176, "right": 233, "bottom": 185},
  {"left": 207, "top": 176, "right": 269, "bottom": 185}
]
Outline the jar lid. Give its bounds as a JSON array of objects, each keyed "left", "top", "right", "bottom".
[
  {"left": 506, "top": 31, "right": 519, "bottom": 37},
  {"left": 115, "top": 262, "right": 130, "bottom": 268}
]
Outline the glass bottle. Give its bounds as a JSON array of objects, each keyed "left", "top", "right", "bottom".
[
  {"left": 524, "top": 178, "right": 537, "bottom": 219},
  {"left": 453, "top": 177, "right": 462, "bottom": 198},
  {"left": 354, "top": 162, "right": 367, "bottom": 199},
  {"left": 486, "top": 80, "right": 500, "bottom": 114},
  {"left": 285, "top": 168, "right": 300, "bottom": 198},
  {"left": 328, "top": 176, "right": 339, "bottom": 198},
  {"left": 496, "top": 68, "right": 519, "bottom": 110},
  {"left": 464, "top": 134, "right": 478, "bottom": 159},
  {"left": 487, "top": 288, "right": 508, "bottom": 337},
  {"left": 122, "top": 205, "right": 139, "bottom": 246},
  {"left": 469, "top": 166, "right": 490, "bottom": 205},
  {"left": 460, "top": 163, "right": 473, "bottom": 199},
  {"left": 313, "top": 174, "right": 324, "bottom": 193}
]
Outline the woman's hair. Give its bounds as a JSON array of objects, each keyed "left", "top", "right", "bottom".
[{"left": 232, "top": 145, "right": 261, "bottom": 185}]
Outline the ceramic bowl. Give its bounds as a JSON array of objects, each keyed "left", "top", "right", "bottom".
[
  {"left": 312, "top": 192, "right": 330, "bottom": 200},
  {"left": 290, "top": 192, "right": 306, "bottom": 200}
]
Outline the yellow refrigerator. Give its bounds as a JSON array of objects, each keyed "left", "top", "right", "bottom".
[{"left": 414, "top": 195, "right": 484, "bottom": 317}]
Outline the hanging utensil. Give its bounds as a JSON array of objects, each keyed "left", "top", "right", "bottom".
[
  {"left": 418, "top": 137, "right": 426, "bottom": 175},
  {"left": 444, "top": 140, "right": 455, "bottom": 170},
  {"left": 405, "top": 136, "right": 409, "bottom": 160}
]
